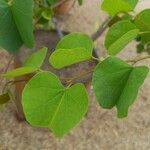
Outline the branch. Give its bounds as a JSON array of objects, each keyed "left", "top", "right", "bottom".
[
  {"left": 127, "top": 55, "right": 150, "bottom": 64},
  {"left": 92, "top": 16, "right": 113, "bottom": 41},
  {"left": 60, "top": 69, "right": 94, "bottom": 82},
  {"left": 52, "top": 17, "right": 64, "bottom": 39}
]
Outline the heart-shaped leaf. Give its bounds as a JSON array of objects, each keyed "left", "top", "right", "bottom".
[
  {"left": 134, "top": 9, "right": 150, "bottom": 44},
  {"left": 105, "top": 20, "right": 139, "bottom": 55},
  {"left": 23, "top": 47, "right": 48, "bottom": 68},
  {"left": 101, "top": 0, "right": 138, "bottom": 16},
  {"left": 49, "top": 32, "right": 93, "bottom": 68},
  {"left": 0, "top": 0, "right": 23, "bottom": 53},
  {"left": 0, "top": 0, "right": 34, "bottom": 53},
  {"left": 49, "top": 47, "right": 91, "bottom": 69},
  {"left": 92, "top": 57, "right": 149, "bottom": 118},
  {"left": 56, "top": 32, "right": 93, "bottom": 51},
  {"left": 22, "top": 71, "right": 88, "bottom": 137}
]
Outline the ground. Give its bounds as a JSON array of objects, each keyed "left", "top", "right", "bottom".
[{"left": 0, "top": 0, "right": 150, "bottom": 149}]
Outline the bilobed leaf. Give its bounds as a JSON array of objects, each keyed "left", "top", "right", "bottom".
[
  {"left": 101, "top": 0, "right": 138, "bottom": 16},
  {"left": 49, "top": 47, "right": 91, "bottom": 69},
  {"left": 0, "top": 0, "right": 34, "bottom": 53},
  {"left": 92, "top": 57, "right": 149, "bottom": 118},
  {"left": 24, "top": 47, "right": 48, "bottom": 68},
  {"left": 22, "top": 72, "right": 88, "bottom": 137},
  {"left": 49, "top": 32, "right": 93, "bottom": 68},
  {"left": 105, "top": 20, "right": 139, "bottom": 55},
  {"left": 0, "top": 0, "right": 23, "bottom": 53},
  {"left": 56, "top": 32, "right": 93, "bottom": 52},
  {"left": 11, "top": 0, "right": 34, "bottom": 47},
  {"left": 3, "top": 67, "right": 38, "bottom": 78},
  {"left": 0, "top": 93, "right": 10, "bottom": 105},
  {"left": 134, "top": 9, "right": 150, "bottom": 44}
]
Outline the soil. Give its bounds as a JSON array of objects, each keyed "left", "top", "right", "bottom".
[{"left": 0, "top": 0, "right": 150, "bottom": 150}]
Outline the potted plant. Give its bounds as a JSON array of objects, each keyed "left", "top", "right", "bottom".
[{"left": 0, "top": 0, "right": 150, "bottom": 137}]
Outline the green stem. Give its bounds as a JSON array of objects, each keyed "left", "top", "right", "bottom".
[
  {"left": 92, "top": 56, "right": 100, "bottom": 61},
  {"left": 139, "top": 31, "right": 150, "bottom": 35}
]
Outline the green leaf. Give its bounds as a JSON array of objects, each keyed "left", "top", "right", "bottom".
[
  {"left": 56, "top": 32, "right": 93, "bottom": 52},
  {"left": 105, "top": 20, "right": 139, "bottom": 55},
  {"left": 24, "top": 47, "right": 48, "bottom": 68},
  {"left": 49, "top": 32, "right": 93, "bottom": 68},
  {"left": 22, "top": 71, "right": 88, "bottom": 137},
  {"left": 101, "top": 0, "right": 138, "bottom": 16},
  {"left": 47, "top": 0, "right": 58, "bottom": 5},
  {"left": 3, "top": 67, "right": 38, "bottom": 78},
  {"left": 78, "top": 0, "right": 83, "bottom": 5},
  {"left": 134, "top": 9, "right": 150, "bottom": 44},
  {"left": 41, "top": 9, "right": 53, "bottom": 21},
  {"left": 0, "top": 93, "right": 10, "bottom": 105},
  {"left": 49, "top": 47, "right": 91, "bottom": 69},
  {"left": 0, "top": 0, "right": 23, "bottom": 53},
  {"left": 11, "top": 0, "right": 34, "bottom": 48},
  {"left": 92, "top": 57, "right": 149, "bottom": 118},
  {"left": 0, "top": 0, "right": 34, "bottom": 53}
]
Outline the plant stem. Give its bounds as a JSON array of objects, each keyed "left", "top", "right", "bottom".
[
  {"left": 0, "top": 55, "right": 14, "bottom": 86},
  {"left": 139, "top": 31, "right": 150, "bottom": 35},
  {"left": 92, "top": 56, "right": 100, "bottom": 61},
  {"left": 52, "top": 17, "right": 64, "bottom": 39},
  {"left": 127, "top": 55, "right": 150, "bottom": 64},
  {"left": 60, "top": 69, "right": 94, "bottom": 82},
  {"left": 92, "top": 16, "right": 113, "bottom": 41}
]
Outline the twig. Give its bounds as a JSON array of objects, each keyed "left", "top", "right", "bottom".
[
  {"left": 0, "top": 55, "right": 14, "bottom": 86},
  {"left": 52, "top": 17, "right": 64, "bottom": 38},
  {"left": 92, "top": 16, "right": 113, "bottom": 41},
  {"left": 60, "top": 69, "right": 94, "bottom": 82},
  {"left": 127, "top": 55, "right": 150, "bottom": 64}
]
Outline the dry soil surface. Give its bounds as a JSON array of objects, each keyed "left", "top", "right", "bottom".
[{"left": 0, "top": 0, "right": 150, "bottom": 150}]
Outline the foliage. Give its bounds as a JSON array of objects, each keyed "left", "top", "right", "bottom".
[
  {"left": 0, "top": 0, "right": 150, "bottom": 137},
  {"left": 0, "top": 0, "right": 34, "bottom": 53}
]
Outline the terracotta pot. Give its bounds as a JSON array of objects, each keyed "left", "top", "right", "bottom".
[{"left": 53, "top": 0, "right": 75, "bottom": 15}]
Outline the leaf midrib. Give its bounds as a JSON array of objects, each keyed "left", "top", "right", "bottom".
[
  {"left": 109, "top": 29, "right": 139, "bottom": 54},
  {"left": 117, "top": 67, "right": 133, "bottom": 105},
  {"left": 49, "top": 91, "right": 66, "bottom": 127}
]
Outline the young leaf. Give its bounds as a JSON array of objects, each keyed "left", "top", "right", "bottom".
[
  {"left": 92, "top": 57, "right": 149, "bottom": 118},
  {"left": 78, "top": 0, "right": 83, "bottom": 5},
  {"left": 134, "top": 9, "right": 150, "bottom": 44},
  {"left": 49, "top": 47, "right": 91, "bottom": 69},
  {"left": 101, "top": 0, "right": 138, "bottom": 16},
  {"left": 49, "top": 32, "right": 93, "bottom": 68},
  {"left": 41, "top": 9, "right": 53, "bottom": 21},
  {"left": 22, "top": 72, "right": 88, "bottom": 137},
  {"left": 0, "top": 93, "right": 10, "bottom": 105},
  {"left": 105, "top": 20, "right": 139, "bottom": 55},
  {"left": 3, "top": 67, "right": 38, "bottom": 78},
  {"left": 24, "top": 47, "right": 48, "bottom": 68}
]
